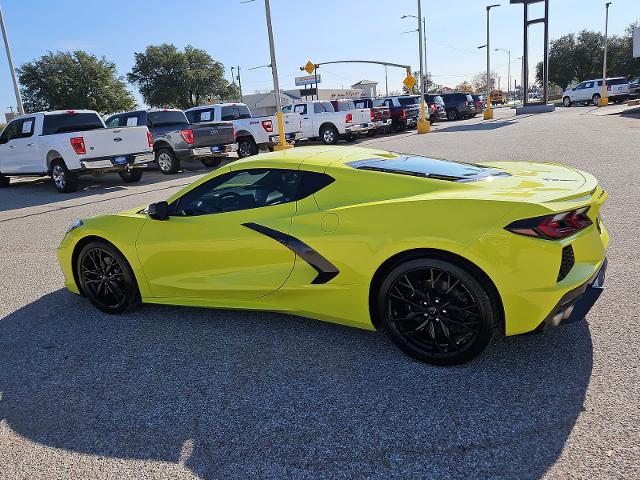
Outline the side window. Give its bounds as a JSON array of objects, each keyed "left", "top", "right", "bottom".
[
  {"left": 384, "top": 99, "right": 392, "bottom": 107},
  {"left": 314, "top": 102, "right": 324, "bottom": 113},
  {"left": 124, "top": 115, "right": 139, "bottom": 127},
  {"left": 0, "top": 120, "right": 21, "bottom": 144},
  {"left": 18, "top": 117, "right": 35, "bottom": 138},
  {"left": 584, "top": 82, "right": 593, "bottom": 89},
  {"left": 293, "top": 104, "right": 307, "bottom": 115},
  {"left": 282, "top": 105, "right": 292, "bottom": 113},
  {"left": 105, "top": 116, "right": 120, "bottom": 128},
  {"left": 295, "top": 171, "right": 335, "bottom": 200},
  {"left": 174, "top": 169, "right": 301, "bottom": 216}
]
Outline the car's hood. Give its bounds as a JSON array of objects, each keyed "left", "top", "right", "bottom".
[{"left": 474, "top": 161, "right": 598, "bottom": 203}]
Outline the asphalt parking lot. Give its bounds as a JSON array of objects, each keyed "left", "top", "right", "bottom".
[{"left": 1, "top": 105, "right": 639, "bottom": 479}]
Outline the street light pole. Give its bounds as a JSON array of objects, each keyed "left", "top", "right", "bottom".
[
  {"left": 599, "top": 2, "right": 612, "bottom": 107},
  {"left": 236, "top": 65, "right": 243, "bottom": 103},
  {"left": 416, "top": 0, "right": 429, "bottom": 133},
  {"left": 0, "top": 4, "right": 24, "bottom": 115},
  {"left": 516, "top": 56, "right": 524, "bottom": 102},
  {"left": 401, "top": 13, "right": 429, "bottom": 96},
  {"left": 483, "top": 4, "right": 500, "bottom": 120},
  {"left": 495, "top": 48, "right": 511, "bottom": 101},
  {"left": 263, "top": 0, "right": 291, "bottom": 150}
]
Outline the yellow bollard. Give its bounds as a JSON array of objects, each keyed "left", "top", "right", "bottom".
[
  {"left": 417, "top": 99, "right": 430, "bottom": 134},
  {"left": 484, "top": 94, "right": 494, "bottom": 120},
  {"left": 272, "top": 110, "right": 293, "bottom": 151}
]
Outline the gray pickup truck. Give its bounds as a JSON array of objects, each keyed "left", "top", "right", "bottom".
[{"left": 105, "top": 109, "right": 236, "bottom": 174}]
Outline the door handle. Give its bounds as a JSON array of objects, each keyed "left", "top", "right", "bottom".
[
  {"left": 27, "top": 143, "right": 34, "bottom": 147},
  {"left": 9, "top": 145, "right": 15, "bottom": 148}
]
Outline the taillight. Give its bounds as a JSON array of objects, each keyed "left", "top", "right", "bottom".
[
  {"left": 231, "top": 125, "right": 236, "bottom": 141},
  {"left": 607, "top": 85, "right": 611, "bottom": 91},
  {"left": 261, "top": 120, "right": 273, "bottom": 132},
  {"left": 70, "top": 137, "right": 86, "bottom": 154},
  {"left": 180, "top": 129, "right": 194, "bottom": 144},
  {"left": 400, "top": 109, "right": 406, "bottom": 119},
  {"left": 505, "top": 207, "right": 592, "bottom": 240},
  {"left": 370, "top": 110, "right": 375, "bottom": 121},
  {"left": 345, "top": 113, "right": 352, "bottom": 123},
  {"left": 146, "top": 131, "right": 153, "bottom": 148}
]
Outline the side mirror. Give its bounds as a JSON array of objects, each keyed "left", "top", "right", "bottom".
[{"left": 148, "top": 201, "right": 169, "bottom": 221}]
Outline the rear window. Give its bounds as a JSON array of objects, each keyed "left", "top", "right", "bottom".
[
  {"left": 398, "top": 97, "right": 418, "bottom": 106},
  {"left": 607, "top": 78, "right": 628, "bottom": 85},
  {"left": 353, "top": 99, "right": 370, "bottom": 109},
  {"left": 148, "top": 110, "right": 189, "bottom": 127},
  {"left": 220, "top": 105, "right": 252, "bottom": 121},
  {"left": 427, "top": 95, "right": 444, "bottom": 104},
  {"left": 334, "top": 101, "right": 356, "bottom": 111},
  {"left": 42, "top": 113, "right": 104, "bottom": 135},
  {"left": 346, "top": 156, "right": 509, "bottom": 182},
  {"left": 185, "top": 108, "right": 215, "bottom": 123}
]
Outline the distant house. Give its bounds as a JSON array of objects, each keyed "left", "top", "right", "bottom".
[
  {"left": 351, "top": 80, "right": 378, "bottom": 98},
  {"left": 241, "top": 90, "right": 300, "bottom": 117}
]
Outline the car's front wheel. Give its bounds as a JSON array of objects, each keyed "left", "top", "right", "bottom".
[
  {"left": 76, "top": 241, "right": 141, "bottom": 314},
  {"left": 376, "top": 258, "right": 498, "bottom": 365},
  {"left": 592, "top": 93, "right": 601, "bottom": 106},
  {"left": 563, "top": 96, "right": 572, "bottom": 107}
]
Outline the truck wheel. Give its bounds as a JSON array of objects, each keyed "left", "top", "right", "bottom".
[
  {"left": 592, "top": 94, "right": 601, "bottom": 106},
  {"left": 202, "top": 158, "right": 222, "bottom": 168},
  {"left": 119, "top": 168, "right": 143, "bottom": 183},
  {"left": 50, "top": 159, "right": 78, "bottom": 193},
  {"left": 447, "top": 109, "right": 458, "bottom": 121},
  {"left": 156, "top": 148, "right": 179, "bottom": 174},
  {"left": 563, "top": 97, "right": 572, "bottom": 107},
  {"left": 0, "top": 175, "right": 9, "bottom": 188},
  {"left": 320, "top": 125, "right": 339, "bottom": 145},
  {"left": 237, "top": 138, "right": 258, "bottom": 158}
]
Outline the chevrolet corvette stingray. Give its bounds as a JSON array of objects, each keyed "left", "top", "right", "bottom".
[{"left": 57, "top": 146, "right": 608, "bottom": 365}]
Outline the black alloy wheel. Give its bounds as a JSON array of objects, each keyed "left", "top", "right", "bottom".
[
  {"left": 378, "top": 258, "right": 497, "bottom": 365},
  {"left": 119, "top": 168, "right": 143, "bottom": 183},
  {"left": 76, "top": 241, "right": 140, "bottom": 314},
  {"left": 447, "top": 109, "right": 458, "bottom": 121},
  {"left": 237, "top": 138, "right": 258, "bottom": 157}
]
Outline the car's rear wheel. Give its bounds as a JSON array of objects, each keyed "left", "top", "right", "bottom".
[
  {"left": 76, "top": 241, "right": 141, "bottom": 314},
  {"left": 119, "top": 168, "right": 143, "bottom": 183},
  {"left": 320, "top": 125, "right": 339, "bottom": 145},
  {"left": 563, "top": 96, "right": 572, "bottom": 107},
  {"left": 237, "top": 137, "right": 258, "bottom": 158},
  {"left": 592, "top": 93, "right": 601, "bottom": 106},
  {"left": 376, "top": 258, "right": 497, "bottom": 365},
  {"left": 447, "top": 109, "right": 458, "bottom": 121},
  {"left": 50, "top": 159, "right": 78, "bottom": 193},
  {"left": 156, "top": 148, "right": 179, "bottom": 174}
]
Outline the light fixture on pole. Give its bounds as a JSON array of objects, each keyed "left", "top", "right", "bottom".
[
  {"left": 599, "top": 2, "right": 612, "bottom": 107},
  {"left": 0, "top": 4, "right": 24, "bottom": 115},
  {"left": 495, "top": 48, "right": 511, "bottom": 101},
  {"left": 516, "top": 56, "right": 524, "bottom": 102},
  {"left": 242, "top": 0, "right": 291, "bottom": 150},
  {"left": 401, "top": 14, "right": 428, "bottom": 94},
  {"left": 482, "top": 4, "right": 500, "bottom": 120}
]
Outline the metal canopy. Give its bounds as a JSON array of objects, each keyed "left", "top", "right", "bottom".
[{"left": 511, "top": 0, "right": 550, "bottom": 106}]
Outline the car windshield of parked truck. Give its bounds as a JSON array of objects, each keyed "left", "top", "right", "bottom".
[
  {"left": 346, "top": 156, "right": 509, "bottom": 182},
  {"left": 335, "top": 101, "right": 356, "bottom": 111},
  {"left": 148, "top": 111, "right": 189, "bottom": 127},
  {"left": 220, "top": 105, "right": 252, "bottom": 121},
  {"left": 398, "top": 97, "right": 418, "bottom": 106},
  {"left": 42, "top": 113, "right": 104, "bottom": 135}
]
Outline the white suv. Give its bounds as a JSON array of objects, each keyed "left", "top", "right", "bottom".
[{"left": 562, "top": 77, "right": 629, "bottom": 107}]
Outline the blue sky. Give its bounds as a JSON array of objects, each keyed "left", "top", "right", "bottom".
[{"left": 0, "top": 0, "right": 638, "bottom": 110}]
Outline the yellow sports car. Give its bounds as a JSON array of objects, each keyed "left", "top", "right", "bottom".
[{"left": 57, "top": 146, "right": 608, "bottom": 365}]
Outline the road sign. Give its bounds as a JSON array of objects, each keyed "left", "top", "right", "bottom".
[
  {"left": 295, "top": 74, "right": 321, "bottom": 86},
  {"left": 300, "top": 87, "right": 317, "bottom": 97},
  {"left": 304, "top": 61, "right": 315, "bottom": 74},
  {"left": 403, "top": 74, "right": 416, "bottom": 90}
]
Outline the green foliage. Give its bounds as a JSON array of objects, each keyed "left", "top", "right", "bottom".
[
  {"left": 537, "top": 25, "right": 640, "bottom": 90},
  {"left": 128, "top": 44, "right": 235, "bottom": 109},
  {"left": 17, "top": 51, "right": 136, "bottom": 114}
]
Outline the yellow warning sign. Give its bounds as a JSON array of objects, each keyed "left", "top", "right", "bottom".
[
  {"left": 403, "top": 74, "right": 416, "bottom": 90},
  {"left": 304, "top": 61, "right": 315, "bottom": 74}
]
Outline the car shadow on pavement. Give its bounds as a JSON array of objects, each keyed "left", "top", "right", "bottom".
[
  {"left": 0, "top": 290, "right": 593, "bottom": 479},
  {"left": 434, "top": 120, "right": 517, "bottom": 133},
  {"left": 0, "top": 168, "right": 210, "bottom": 214}
]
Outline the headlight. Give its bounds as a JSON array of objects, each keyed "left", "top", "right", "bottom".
[{"left": 65, "top": 219, "right": 84, "bottom": 235}]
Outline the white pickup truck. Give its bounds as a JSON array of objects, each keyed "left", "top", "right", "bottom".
[
  {"left": 282, "top": 100, "right": 374, "bottom": 145},
  {"left": 0, "top": 110, "right": 153, "bottom": 193},
  {"left": 184, "top": 103, "right": 302, "bottom": 158}
]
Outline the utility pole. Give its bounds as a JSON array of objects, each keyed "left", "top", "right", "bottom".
[
  {"left": 385, "top": 65, "right": 388, "bottom": 96},
  {"left": 495, "top": 48, "right": 511, "bottom": 100},
  {"left": 482, "top": 4, "right": 500, "bottom": 120},
  {"left": 236, "top": 65, "right": 243, "bottom": 103},
  {"left": 416, "top": 0, "right": 429, "bottom": 133},
  {"left": 599, "top": 2, "right": 612, "bottom": 107},
  {"left": 0, "top": 4, "right": 24, "bottom": 115},
  {"left": 263, "top": 0, "right": 291, "bottom": 150}
]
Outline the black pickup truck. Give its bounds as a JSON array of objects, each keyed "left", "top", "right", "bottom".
[
  {"left": 374, "top": 96, "right": 420, "bottom": 131},
  {"left": 106, "top": 109, "right": 236, "bottom": 174}
]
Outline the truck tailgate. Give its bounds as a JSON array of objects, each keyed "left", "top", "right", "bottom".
[
  {"left": 351, "top": 108, "right": 371, "bottom": 124},
  {"left": 80, "top": 126, "right": 151, "bottom": 158},
  {"left": 191, "top": 121, "right": 235, "bottom": 147}
]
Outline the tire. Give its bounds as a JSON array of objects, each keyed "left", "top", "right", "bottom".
[
  {"left": 202, "top": 157, "right": 222, "bottom": 168},
  {"left": 320, "top": 125, "right": 339, "bottom": 145},
  {"left": 76, "top": 240, "right": 141, "bottom": 314},
  {"left": 563, "top": 97, "right": 572, "bottom": 107},
  {"left": 156, "top": 148, "right": 179, "bottom": 174},
  {"left": 119, "top": 168, "right": 143, "bottom": 183},
  {"left": 0, "top": 175, "right": 9, "bottom": 188},
  {"left": 446, "top": 109, "right": 458, "bottom": 121},
  {"left": 393, "top": 122, "right": 406, "bottom": 132},
  {"left": 237, "top": 137, "right": 258, "bottom": 158},
  {"left": 592, "top": 94, "right": 601, "bottom": 106},
  {"left": 376, "top": 258, "right": 498, "bottom": 366},
  {"left": 50, "top": 159, "right": 78, "bottom": 193}
]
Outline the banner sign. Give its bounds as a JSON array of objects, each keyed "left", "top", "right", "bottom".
[{"left": 295, "top": 75, "right": 321, "bottom": 86}]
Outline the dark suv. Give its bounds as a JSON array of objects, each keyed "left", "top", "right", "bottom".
[{"left": 441, "top": 93, "right": 477, "bottom": 120}]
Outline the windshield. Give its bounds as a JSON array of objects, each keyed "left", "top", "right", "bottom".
[
  {"left": 346, "top": 156, "right": 509, "bottom": 182},
  {"left": 148, "top": 110, "right": 189, "bottom": 127},
  {"left": 42, "top": 113, "right": 104, "bottom": 135}
]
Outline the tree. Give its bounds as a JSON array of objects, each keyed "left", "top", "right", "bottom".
[
  {"left": 128, "top": 44, "right": 236, "bottom": 108},
  {"left": 17, "top": 51, "right": 135, "bottom": 114},
  {"left": 455, "top": 81, "right": 473, "bottom": 93},
  {"left": 402, "top": 72, "right": 433, "bottom": 95},
  {"left": 472, "top": 71, "right": 499, "bottom": 93}
]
